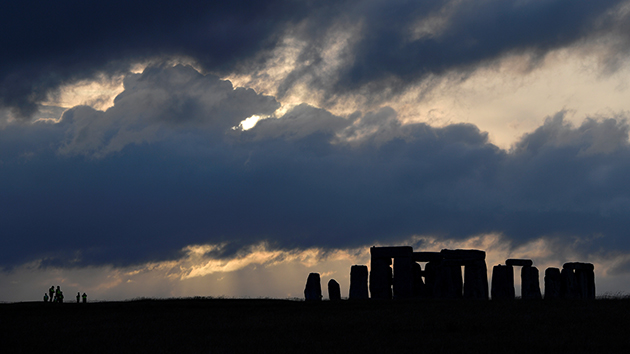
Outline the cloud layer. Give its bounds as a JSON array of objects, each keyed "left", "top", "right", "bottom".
[
  {"left": 2, "top": 65, "right": 630, "bottom": 271},
  {"left": 3, "top": 1, "right": 630, "bottom": 118}
]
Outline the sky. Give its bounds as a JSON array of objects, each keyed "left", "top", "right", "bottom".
[{"left": 2, "top": 0, "right": 630, "bottom": 301}]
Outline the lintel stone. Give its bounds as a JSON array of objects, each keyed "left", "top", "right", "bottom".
[
  {"left": 440, "top": 249, "right": 485, "bottom": 261},
  {"left": 506, "top": 259, "right": 533, "bottom": 267},
  {"left": 412, "top": 252, "right": 443, "bottom": 262},
  {"left": 371, "top": 246, "right": 413, "bottom": 259},
  {"left": 563, "top": 262, "right": 594, "bottom": 271}
]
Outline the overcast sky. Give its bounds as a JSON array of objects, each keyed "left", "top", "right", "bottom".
[{"left": 3, "top": 0, "right": 630, "bottom": 301}]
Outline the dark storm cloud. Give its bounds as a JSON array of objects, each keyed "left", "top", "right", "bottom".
[
  {"left": 267, "top": 0, "right": 630, "bottom": 102},
  {"left": 3, "top": 1, "right": 629, "bottom": 118},
  {"left": 343, "top": 0, "right": 625, "bottom": 82},
  {"left": 2, "top": 65, "right": 630, "bottom": 268},
  {"left": 0, "top": 0, "right": 312, "bottom": 118}
]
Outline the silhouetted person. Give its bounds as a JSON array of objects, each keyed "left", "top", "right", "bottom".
[
  {"left": 82, "top": 293, "right": 87, "bottom": 303},
  {"left": 54, "top": 286, "right": 61, "bottom": 303},
  {"left": 49, "top": 286, "right": 54, "bottom": 302},
  {"left": 44, "top": 293, "right": 49, "bottom": 302},
  {"left": 76, "top": 292, "right": 80, "bottom": 303},
  {"left": 58, "top": 291, "right": 64, "bottom": 303}
]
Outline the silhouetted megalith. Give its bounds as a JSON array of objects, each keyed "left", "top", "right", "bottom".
[
  {"left": 544, "top": 267, "right": 561, "bottom": 300},
  {"left": 393, "top": 256, "right": 413, "bottom": 299},
  {"left": 366, "top": 246, "right": 596, "bottom": 301},
  {"left": 423, "top": 261, "right": 438, "bottom": 298},
  {"left": 412, "top": 252, "right": 442, "bottom": 262},
  {"left": 304, "top": 273, "right": 322, "bottom": 301},
  {"left": 464, "top": 259, "right": 489, "bottom": 300},
  {"left": 370, "top": 257, "right": 392, "bottom": 299},
  {"left": 370, "top": 246, "right": 413, "bottom": 259},
  {"left": 441, "top": 249, "right": 485, "bottom": 262},
  {"left": 585, "top": 268, "right": 596, "bottom": 299},
  {"left": 491, "top": 265, "right": 515, "bottom": 300},
  {"left": 433, "top": 260, "right": 463, "bottom": 299},
  {"left": 561, "top": 262, "right": 595, "bottom": 299},
  {"left": 521, "top": 266, "right": 542, "bottom": 299},
  {"left": 328, "top": 279, "right": 341, "bottom": 301},
  {"left": 369, "top": 246, "right": 412, "bottom": 300},
  {"left": 564, "top": 262, "right": 594, "bottom": 271},
  {"left": 506, "top": 259, "right": 533, "bottom": 267},
  {"left": 560, "top": 267, "right": 578, "bottom": 299},
  {"left": 350, "top": 265, "right": 369, "bottom": 300},
  {"left": 412, "top": 262, "right": 428, "bottom": 298}
]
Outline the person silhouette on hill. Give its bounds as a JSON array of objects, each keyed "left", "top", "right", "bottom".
[
  {"left": 53, "top": 285, "right": 61, "bottom": 303},
  {"left": 44, "top": 293, "right": 49, "bottom": 302},
  {"left": 76, "top": 292, "right": 80, "bottom": 303},
  {"left": 82, "top": 293, "right": 87, "bottom": 303},
  {"left": 49, "top": 286, "right": 54, "bottom": 302}
]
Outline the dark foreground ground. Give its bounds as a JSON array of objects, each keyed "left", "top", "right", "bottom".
[{"left": 1, "top": 298, "right": 629, "bottom": 353}]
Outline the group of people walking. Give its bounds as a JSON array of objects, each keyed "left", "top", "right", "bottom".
[{"left": 43, "top": 285, "right": 87, "bottom": 303}]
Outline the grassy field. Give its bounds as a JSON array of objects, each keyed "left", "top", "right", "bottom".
[{"left": 2, "top": 297, "right": 629, "bottom": 353}]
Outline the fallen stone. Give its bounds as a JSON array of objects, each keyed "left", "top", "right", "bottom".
[
  {"left": 304, "top": 273, "right": 322, "bottom": 301},
  {"left": 506, "top": 259, "right": 533, "bottom": 267},
  {"left": 350, "top": 265, "right": 369, "bottom": 300},
  {"left": 328, "top": 279, "right": 341, "bottom": 301}
]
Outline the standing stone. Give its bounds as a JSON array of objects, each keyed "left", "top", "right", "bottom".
[
  {"left": 506, "top": 259, "right": 534, "bottom": 267},
  {"left": 369, "top": 258, "right": 392, "bottom": 299},
  {"left": 521, "top": 266, "right": 542, "bottom": 299},
  {"left": 575, "top": 268, "right": 596, "bottom": 299},
  {"left": 560, "top": 268, "right": 579, "bottom": 299},
  {"left": 464, "top": 259, "right": 489, "bottom": 300},
  {"left": 423, "top": 261, "right": 438, "bottom": 298},
  {"left": 328, "top": 279, "right": 341, "bottom": 301},
  {"left": 304, "top": 273, "right": 322, "bottom": 301},
  {"left": 412, "top": 262, "right": 428, "bottom": 298},
  {"left": 350, "top": 265, "right": 369, "bottom": 300},
  {"left": 562, "top": 262, "right": 595, "bottom": 299},
  {"left": 544, "top": 267, "right": 561, "bottom": 300},
  {"left": 393, "top": 256, "right": 413, "bottom": 299},
  {"left": 433, "top": 260, "right": 463, "bottom": 299},
  {"left": 370, "top": 246, "right": 412, "bottom": 300},
  {"left": 586, "top": 268, "right": 596, "bottom": 300},
  {"left": 576, "top": 269, "right": 589, "bottom": 298},
  {"left": 491, "top": 265, "right": 515, "bottom": 300}
]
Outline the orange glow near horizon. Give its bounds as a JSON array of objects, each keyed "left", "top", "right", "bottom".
[{"left": 1, "top": 235, "right": 629, "bottom": 302}]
